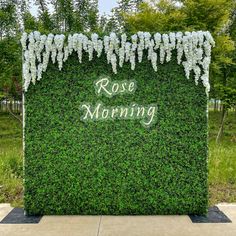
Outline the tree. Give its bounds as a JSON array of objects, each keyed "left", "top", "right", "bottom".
[
  {"left": 111, "top": 0, "right": 144, "bottom": 32},
  {"left": 48, "top": 0, "right": 99, "bottom": 33},
  {"left": 0, "top": 37, "right": 22, "bottom": 99},
  {"left": 0, "top": 1, "right": 22, "bottom": 120},
  {"left": 52, "top": 0, "right": 75, "bottom": 32},
  {"left": 0, "top": 1, "right": 18, "bottom": 38},
  {"left": 35, "top": 0, "right": 55, "bottom": 32},
  {"left": 214, "top": 10, "right": 236, "bottom": 142},
  {"left": 124, "top": 0, "right": 236, "bottom": 141},
  {"left": 0, "top": 1, "right": 20, "bottom": 98},
  {"left": 73, "top": 0, "right": 99, "bottom": 32}
]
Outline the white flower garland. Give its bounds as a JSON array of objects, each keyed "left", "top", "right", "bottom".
[{"left": 21, "top": 31, "right": 215, "bottom": 94}]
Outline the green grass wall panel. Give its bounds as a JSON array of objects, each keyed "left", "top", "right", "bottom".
[{"left": 24, "top": 53, "right": 208, "bottom": 215}]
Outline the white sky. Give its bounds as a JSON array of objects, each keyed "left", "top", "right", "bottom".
[
  {"left": 30, "top": 0, "right": 118, "bottom": 17},
  {"left": 99, "top": 0, "right": 118, "bottom": 14}
]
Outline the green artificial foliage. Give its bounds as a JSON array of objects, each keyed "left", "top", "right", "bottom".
[{"left": 24, "top": 52, "right": 208, "bottom": 215}]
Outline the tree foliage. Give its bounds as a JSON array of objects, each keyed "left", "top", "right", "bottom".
[{"left": 0, "top": 1, "right": 18, "bottom": 38}]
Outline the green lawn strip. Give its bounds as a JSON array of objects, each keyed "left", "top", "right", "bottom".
[{"left": 0, "top": 113, "right": 23, "bottom": 207}]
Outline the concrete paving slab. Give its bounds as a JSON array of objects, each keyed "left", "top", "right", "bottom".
[
  {"left": 0, "top": 216, "right": 101, "bottom": 236},
  {"left": 218, "top": 203, "right": 236, "bottom": 220},
  {"left": 0, "top": 205, "right": 101, "bottom": 236},
  {"left": 0, "top": 203, "right": 236, "bottom": 236},
  {"left": 99, "top": 215, "right": 192, "bottom": 236},
  {"left": 0, "top": 204, "right": 13, "bottom": 222}
]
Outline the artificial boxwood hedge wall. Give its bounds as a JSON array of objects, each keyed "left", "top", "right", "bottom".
[{"left": 24, "top": 52, "right": 208, "bottom": 215}]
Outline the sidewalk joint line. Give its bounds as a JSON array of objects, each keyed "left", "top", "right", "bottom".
[{"left": 97, "top": 215, "right": 102, "bottom": 236}]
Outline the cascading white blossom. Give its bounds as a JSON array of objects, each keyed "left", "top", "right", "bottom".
[
  {"left": 68, "top": 34, "right": 73, "bottom": 54},
  {"left": 77, "top": 34, "right": 84, "bottom": 63},
  {"left": 91, "top": 33, "right": 98, "bottom": 52},
  {"left": 119, "top": 34, "right": 126, "bottom": 67},
  {"left": 144, "top": 32, "right": 151, "bottom": 49},
  {"left": 51, "top": 44, "right": 57, "bottom": 64},
  {"left": 54, "top": 34, "right": 65, "bottom": 70},
  {"left": 87, "top": 40, "right": 94, "bottom": 61},
  {"left": 63, "top": 46, "right": 69, "bottom": 62},
  {"left": 111, "top": 53, "right": 117, "bottom": 74},
  {"left": 106, "top": 32, "right": 118, "bottom": 65},
  {"left": 33, "top": 31, "right": 41, "bottom": 62},
  {"left": 42, "top": 33, "right": 54, "bottom": 73},
  {"left": 21, "top": 31, "right": 215, "bottom": 94},
  {"left": 176, "top": 32, "right": 183, "bottom": 65},
  {"left": 37, "top": 35, "right": 47, "bottom": 62},
  {"left": 125, "top": 42, "right": 131, "bottom": 62},
  {"left": 104, "top": 36, "right": 110, "bottom": 53},
  {"left": 28, "top": 33, "right": 37, "bottom": 85},
  {"left": 20, "top": 32, "right": 28, "bottom": 51},
  {"left": 23, "top": 50, "right": 30, "bottom": 91},
  {"left": 137, "top": 32, "right": 144, "bottom": 63},
  {"left": 154, "top": 32, "right": 161, "bottom": 50},
  {"left": 97, "top": 40, "right": 103, "bottom": 58},
  {"left": 162, "top": 34, "right": 169, "bottom": 62},
  {"left": 151, "top": 52, "right": 157, "bottom": 72}
]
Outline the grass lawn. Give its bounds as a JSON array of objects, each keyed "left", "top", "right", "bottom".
[
  {"left": 0, "top": 113, "right": 23, "bottom": 207},
  {"left": 0, "top": 111, "right": 235, "bottom": 207},
  {"left": 208, "top": 111, "right": 236, "bottom": 205}
]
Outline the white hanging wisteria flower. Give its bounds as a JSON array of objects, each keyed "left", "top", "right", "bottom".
[
  {"left": 154, "top": 32, "right": 161, "bottom": 50},
  {"left": 33, "top": 32, "right": 41, "bottom": 62},
  {"left": 68, "top": 34, "right": 73, "bottom": 54},
  {"left": 77, "top": 34, "right": 83, "bottom": 63},
  {"left": 87, "top": 40, "right": 94, "bottom": 61},
  {"left": 162, "top": 34, "right": 170, "bottom": 62},
  {"left": 37, "top": 63, "right": 43, "bottom": 81},
  {"left": 125, "top": 42, "right": 132, "bottom": 63},
  {"left": 97, "top": 40, "right": 103, "bottom": 58},
  {"left": 151, "top": 52, "right": 157, "bottom": 72},
  {"left": 110, "top": 32, "right": 119, "bottom": 54},
  {"left": 20, "top": 32, "right": 28, "bottom": 51},
  {"left": 176, "top": 32, "right": 183, "bottom": 64},
  {"left": 37, "top": 35, "right": 47, "bottom": 62},
  {"left": 21, "top": 31, "right": 215, "bottom": 94},
  {"left": 121, "top": 33, "right": 127, "bottom": 47},
  {"left": 137, "top": 32, "right": 144, "bottom": 63},
  {"left": 42, "top": 33, "right": 54, "bottom": 72},
  {"left": 63, "top": 46, "right": 69, "bottom": 62},
  {"left": 54, "top": 34, "right": 65, "bottom": 70},
  {"left": 119, "top": 47, "right": 125, "bottom": 68},
  {"left": 51, "top": 44, "right": 57, "bottom": 64},
  {"left": 28, "top": 33, "right": 36, "bottom": 85},
  {"left": 144, "top": 32, "right": 151, "bottom": 49},
  {"left": 159, "top": 44, "right": 165, "bottom": 64},
  {"left": 130, "top": 52, "right": 136, "bottom": 70},
  {"left": 111, "top": 53, "right": 117, "bottom": 74},
  {"left": 130, "top": 34, "right": 138, "bottom": 70},
  {"left": 104, "top": 36, "right": 110, "bottom": 53},
  {"left": 91, "top": 33, "right": 99, "bottom": 52},
  {"left": 148, "top": 39, "right": 154, "bottom": 61},
  {"left": 23, "top": 50, "right": 30, "bottom": 91},
  {"left": 131, "top": 34, "right": 138, "bottom": 51}
]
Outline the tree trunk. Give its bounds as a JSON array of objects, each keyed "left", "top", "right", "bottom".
[{"left": 216, "top": 105, "right": 227, "bottom": 143}]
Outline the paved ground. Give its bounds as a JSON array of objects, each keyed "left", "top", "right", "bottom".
[{"left": 0, "top": 203, "right": 235, "bottom": 236}]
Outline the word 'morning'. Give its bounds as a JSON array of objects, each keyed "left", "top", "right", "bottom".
[
  {"left": 94, "top": 77, "right": 137, "bottom": 97},
  {"left": 80, "top": 102, "right": 157, "bottom": 127}
]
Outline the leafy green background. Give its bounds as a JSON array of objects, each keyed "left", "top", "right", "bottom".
[{"left": 24, "top": 52, "right": 208, "bottom": 215}]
